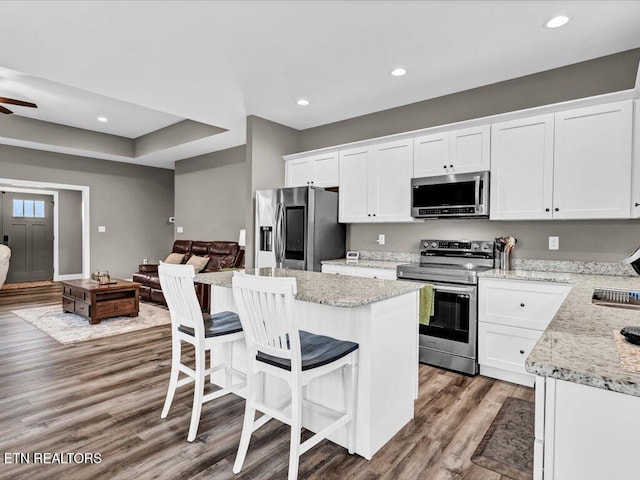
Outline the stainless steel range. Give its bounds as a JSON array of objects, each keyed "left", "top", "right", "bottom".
[{"left": 397, "top": 239, "right": 495, "bottom": 375}]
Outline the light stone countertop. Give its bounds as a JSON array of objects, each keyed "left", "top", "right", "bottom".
[
  {"left": 321, "top": 258, "right": 406, "bottom": 270},
  {"left": 195, "top": 268, "right": 423, "bottom": 308},
  {"left": 480, "top": 269, "right": 640, "bottom": 396}
]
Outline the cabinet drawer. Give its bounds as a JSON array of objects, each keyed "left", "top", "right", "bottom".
[
  {"left": 62, "top": 296, "right": 75, "bottom": 312},
  {"left": 479, "top": 278, "right": 571, "bottom": 330},
  {"left": 75, "top": 301, "right": 90, "bottom": 318},
  {"left": 95, "top": 298, "right": 136, "bottom": 317},
  {"left": 478, "top": 322, "right": 541, "bottom": 376},
  {"left": 357, "top": 267, "right": 396, "bottom": 280},
  {"left": 321, "top": 264, "right": 358, "bottom": 276}
]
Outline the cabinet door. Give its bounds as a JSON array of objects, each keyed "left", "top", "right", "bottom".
[
  {"left": 478, "top": 322, "right": 540, "bottom": 381},
  {"left": 311, "top": 152, "right": 339, "bottom": 187},
  {"left": 490, "top": 114, "right": 554, "bottom": 220},
  {"left": 449, "top": 125, "right": 490, "bottom": 173},
  {"left": 553, "top": 100, "right": 633, "bottom": 219},
  {"left": 371, "top": 139, "right": 414, "bottom": 222},
  {"left": 413, "top": 132, "right": 450, "bottom": 177},
  {"left": 339, "top": 146, "right": 372, "bottom": 223},
  {"left": 632, "top": 99, "right": 640, "bottom": 218},
  {"left": 286, "top": 159, "right": 314, "bottom": 187}
]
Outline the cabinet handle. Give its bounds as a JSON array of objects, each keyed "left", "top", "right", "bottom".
[
  {"left": 520, "top": 303, "right": 525, "bottom": 307},
  {"left": 443, "top": 165, "right": 447, "bottom": 169},
  {"left": 519, "top": 350, "right": 525, "bottom": 355},
  {"left": 635, "top": 203, "right": 640, "bottom": 207},
  {"left": 449, "top": 164, "right": 453, "bottom": 168},
  {"left": 545, "top": 208, "right": 550, "bottom": 212},
  {"left": 310, "top": 181, "right": 314, "bottom": 184},
  {"left": 554, "top": 207, "right": 559, "bottom": 212},
  {"left": 368, "top": 214, "right": 371, "bottom": 217},
  {"left": 373, "top": 213, "right": 376, "bottom": 216}
]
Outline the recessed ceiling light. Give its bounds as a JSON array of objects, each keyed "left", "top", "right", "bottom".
[
  {"left": 97, "top": 116, "right": 108, "bottom": 122},
  {"left": 391, "top": 67, "right": 407, "bottom": 77},
  {"left": 296, "top": 99, "right": 310, "bottom": 106},
  {"left": 544, "top": 15, "right": 570, "bottom": 29}
]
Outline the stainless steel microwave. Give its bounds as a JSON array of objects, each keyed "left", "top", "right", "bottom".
[{"left": 411, "top": 171, "right": 489, "bottom": 219}]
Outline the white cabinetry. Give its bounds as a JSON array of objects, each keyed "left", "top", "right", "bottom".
[
  {"left": 478, "top": 278, "right": 571, "bottom": 386},
  {"left": 413, "top": 125, "right": 489, "bottom": 177},
  {"left": 339, "top": 139, "right": 414, "bottom": 223},
  {"left": 490, "top": 101, "right": 633, "bottom": 220},
  {"left": 535, "top": 377, "right": 640, "bottom": 480},
  {"left": 285, "top": 152, "right": 339, "bottom": 188},
  {"left": 630, "top": 99, "right": 640, "bottom": 217},
  {"left": 490, "top": 114, "right": 554, "bottom": 220},
  {"left": 321, "top": 263, "right": 397, "bottom": 280}
]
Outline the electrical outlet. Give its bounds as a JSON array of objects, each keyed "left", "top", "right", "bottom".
[
  {"left": 548, "top": 236, "right": 559, "bottom": 250},
  {"left": 377, "top": 234, "right": 385, "bottom": 245},
  {"left": 98, "top": 225, "right": 106, "bottom": 233},
  {"left": 176, "top": 226, "right": 184, "bottom": 234}
]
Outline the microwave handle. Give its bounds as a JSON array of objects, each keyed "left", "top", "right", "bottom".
[{"left": 474, "top": 175, "right": 481, "bottom": 211}]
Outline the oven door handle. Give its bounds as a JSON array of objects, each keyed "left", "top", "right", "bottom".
[{"left": 432, "top": 285, "right": 474, "bottom": 294}]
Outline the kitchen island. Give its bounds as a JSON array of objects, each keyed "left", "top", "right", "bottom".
[
  {"left": 195, "top": 268, "right": 423, "bottom": 459},
  {"left": 481, "top": 269, "right": 640, "bottom": 480}
]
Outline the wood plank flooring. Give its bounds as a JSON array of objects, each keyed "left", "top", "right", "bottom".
[{"left": 0, "top": 284, "right": 534, "bottom": 480}]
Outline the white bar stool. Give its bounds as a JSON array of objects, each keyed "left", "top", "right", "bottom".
[
  {"left": 231, "top": 272, "right": 359, "bottom": 480},
  {"left": 159, "top": 262, "right": 246, "bottom": 442}
]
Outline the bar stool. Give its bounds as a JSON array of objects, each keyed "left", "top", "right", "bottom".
[
  {"left": 159, "top": 262, "right": 246, "bottom": 442},
  {"left": 231, "top": 272, "right": 359, "bottom": 480}
]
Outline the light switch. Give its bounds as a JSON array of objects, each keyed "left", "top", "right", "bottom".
[
  {"left": 176, "top": 226, "right": 184, "bottom": 234},
  {"left": 98, "top": 225, "right": 106, "bottom": 233}
]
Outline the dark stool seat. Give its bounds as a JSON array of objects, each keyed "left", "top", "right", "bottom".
[
  {"left": 178, "top": 311, "right": 242, "bottom": 338},
  {"left": 257, "top": 330, "right": 358, "bottom": 371}
]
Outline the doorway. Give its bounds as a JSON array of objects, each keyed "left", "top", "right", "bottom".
[{"left": 1, "top": 191, "right": 54, "bottom": 283}]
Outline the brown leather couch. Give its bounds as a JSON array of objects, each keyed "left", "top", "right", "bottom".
[{"left": 133, "top": 240, "right": 244, "bottom": 308}]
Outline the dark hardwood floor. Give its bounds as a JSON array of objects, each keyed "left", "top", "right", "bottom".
[{"left": 0, "top": 284, "right": 533, "bottom": 480}]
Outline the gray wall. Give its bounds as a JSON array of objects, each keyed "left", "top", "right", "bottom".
[
  {"left": 245, "top": 116, "right": 300, "bottom": 267},
  {"left": 174, "top": 145, "right": 248, "bottom": 242},
  {"left": 0, "top": 144, "right": 175, "bottom": 278},
  {"left": 57, "top": 189, "right": 82, "bottom": 275},
  {"left": 296, "top": 48, "right": 640, "bottom": 262}
]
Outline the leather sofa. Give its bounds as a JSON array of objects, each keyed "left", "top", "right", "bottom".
[{"left": 133, "top": 240, "right": 244, "bottom": 309}]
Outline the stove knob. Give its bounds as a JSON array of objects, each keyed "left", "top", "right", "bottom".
[
  {"left": 482, "top": 243, "right": 491, "bottom": 250},
  {"left": 431, "top": 242, "right": 437, "bottom": 248},
  {"left": 472, "top": 242, "right": 479, "bottom": 249}
]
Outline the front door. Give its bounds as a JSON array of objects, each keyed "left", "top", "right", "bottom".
[{"left": 1, "top": 192, "right": 54, "bottom": 283}]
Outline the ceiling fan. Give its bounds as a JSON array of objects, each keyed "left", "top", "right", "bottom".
[{"left": 0, "top": 97, "right": 37, "bottom": 114}]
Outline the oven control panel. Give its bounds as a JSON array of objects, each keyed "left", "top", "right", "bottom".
[{"left": 421, "top": 239, "right": 494, "bottom": 255}]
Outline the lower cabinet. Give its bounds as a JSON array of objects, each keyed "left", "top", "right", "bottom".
[
  {"left": 535, "top": 377, "right": 640, "bottom": 480},
  {"left": 478, "top": 278, "right": 571, "bottom": 387},
  {"left": 321, "top": 263, "right": 397, "bottom": 280}
]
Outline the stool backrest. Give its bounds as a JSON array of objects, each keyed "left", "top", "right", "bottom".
[
  {"left": 159, "top": 262, "right": 204, "bottom": 338},
  {"left": 232, "top": 272, "right": 300, "bottom": 370}
]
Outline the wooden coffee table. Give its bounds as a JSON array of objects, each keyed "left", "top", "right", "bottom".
[{"left": 62, "top": 278, "right": 141, "bottom": 324}]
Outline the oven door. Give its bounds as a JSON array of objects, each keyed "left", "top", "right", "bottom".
[{"left": 419, "top": 282, "right": 477, "bottom": 358}]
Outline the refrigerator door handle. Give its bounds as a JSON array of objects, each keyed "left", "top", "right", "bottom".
[{"left": 274, "top": 202, "right": 285, "bottom": 268}]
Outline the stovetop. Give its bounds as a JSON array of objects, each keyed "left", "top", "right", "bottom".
[{"left": 397, "top": 239, "right": 496, "bottom": 284}]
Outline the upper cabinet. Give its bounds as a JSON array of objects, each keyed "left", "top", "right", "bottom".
[
  {"left": 491, "top": 101, "right": 633, "bottom": 220},
  {"left": 339, "top": 139, "right": 414, "bottom": 223},
  {"left": 285, "top": 152, "right": 339, "bottom": 188},
  {"left": 490, "top": 114, "right": 555, "bottom": 220},
  {"left": 629, "top": 99, "right": 640, "bottom": 218},
  {"left": 413, "top": 125, "right": 490, "bottom": 177}
]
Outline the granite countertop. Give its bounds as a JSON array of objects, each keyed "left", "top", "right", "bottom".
[
  {"left": 321, "top": 258, "right": 406, "bottom": 270},
  {"left": 482, "top": 269, "right": 640, "bottom": 396},
  {"left": 195, "top": 268, "right": 423, "bottom": 308}
]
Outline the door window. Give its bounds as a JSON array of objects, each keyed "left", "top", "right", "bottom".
[{"left": 12, "top": 199, "right": 46, "bottom": 218}]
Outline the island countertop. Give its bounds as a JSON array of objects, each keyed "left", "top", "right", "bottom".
[
  {"left": 479, "top": 269, "right": 640, "bottom": 396},
  {"left": 195, "top": 268, "right": 423, "bottom": 308}
]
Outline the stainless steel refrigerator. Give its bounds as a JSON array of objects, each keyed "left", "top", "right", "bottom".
[{"left": 255, "top": 186, "right": 346, "bottom": 271}]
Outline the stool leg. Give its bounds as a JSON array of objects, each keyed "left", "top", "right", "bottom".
[
  {"left": 187, "top": 343, "right": 205, "bottom": 442},
  {"left": 288, "top": 381, "right": 302, "bottom": 480},
  {"left": 225, "top": 342, "right": 234, "bottom": 388},
  {"left": 233, "top": 369, "right": 258, "bottom": 474},
  {"left": 161, "top": 337, "right": 181, "bottom": 419},
  {"left": 345, "top": 354, "right": 358, "bottom": 454}
]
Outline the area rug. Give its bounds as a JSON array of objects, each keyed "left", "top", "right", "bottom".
[
  {"left": 1, "top": 280, "right": 56, "bottom": 290},
  {"left": 11, "top": 302, "right": 171, "bottom": 344},
  {"left": 471, "top": 396, "right": 534, "bottom": 480}
]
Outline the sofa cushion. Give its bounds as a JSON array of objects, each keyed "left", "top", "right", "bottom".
[
  {"left": 172, "top": 240, "right": 193, "bottom": 255},
  {"left": 149, "top": 276, "right": 162, "bottom": 290},
  {"left": 164, "top": 253, "right": 185, "bottom": 264},
  {"left": 191, "top": 241, "right": 212, "bottom": 257},
  {"left": 133, "top": 272, "right": 152, "bottom": 285},
  {"left": 187, "top": 255, "right": 210, "bottom": 273},
  {"left": 150, "top": 289, "right": 166, "bottom": 305},
  {"left": 210, "top": 241, "right": 239, "bottom": 256}
]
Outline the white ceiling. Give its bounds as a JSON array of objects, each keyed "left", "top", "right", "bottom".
[{"left": 1, "top": 1, "right": 640, "bottom": 169}]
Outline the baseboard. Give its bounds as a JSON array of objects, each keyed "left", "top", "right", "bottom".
[
  {"left": 479, "top": 365, "right": 535, "bottom": 388},
  {"left": 55, "top": 274, "right": 85, "bottom": 281}
]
